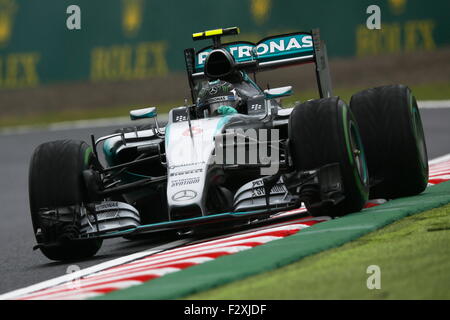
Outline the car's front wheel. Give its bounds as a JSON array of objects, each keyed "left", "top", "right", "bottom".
[
  {"left": 29, "top": 140, "right": 103, "bottom": 261},
  {"left": 288, "top": 97, "right": 369, "bottom": 217}
]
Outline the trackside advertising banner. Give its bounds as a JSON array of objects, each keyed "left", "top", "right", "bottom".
[
  {"left": 194, "top": 33, "right": 314, "bottom": 72},
  {"left": 0, "top": 0, "right": 449, "bottom": 89}
]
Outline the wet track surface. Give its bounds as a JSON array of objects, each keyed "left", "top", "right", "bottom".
[{"left": 0, "top": 108, "right": 449, "bottom": 294}]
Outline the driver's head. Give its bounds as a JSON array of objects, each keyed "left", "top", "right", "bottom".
[{"left": 197, "top": 81, "right": 240, "bottom": 117}]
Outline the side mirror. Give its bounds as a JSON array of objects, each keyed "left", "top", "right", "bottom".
[
  {"left": 264, "top": 86, "right": 293, "bottom": 99},
  {"left": 130, "top": 107, "right": 157, "bottom": 121}
]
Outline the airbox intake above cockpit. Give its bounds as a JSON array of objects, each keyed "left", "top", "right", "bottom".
[{"left": 204, "top": 49, "right": 236, "bottom": 79}]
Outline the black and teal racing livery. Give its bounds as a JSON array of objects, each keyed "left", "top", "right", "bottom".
[{"left": 28, "top": 27, "right": 429, "bottom": 261}]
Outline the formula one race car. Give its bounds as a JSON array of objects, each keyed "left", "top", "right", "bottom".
[{"left": 28, "top": 27, "right": 429, "bottom": 261}]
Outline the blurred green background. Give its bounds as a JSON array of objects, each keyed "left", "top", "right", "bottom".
[{"left": 0, "top": 0, "right": 449, "bottom": 126}]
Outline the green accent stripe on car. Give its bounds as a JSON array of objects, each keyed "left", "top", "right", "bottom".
[
  {"left": 242, "top": 72, "right": 262, "bottom": 92},
  {"left": 265, "top": 91, "right": 292, "bottom": 99},
  {"left": 164, "top": 123, "right": 171, "bottom": 148},
  {"left": 125, "top": 171, "right": 152, "bottom": 179},
  {"left": 342, "top": 104, "right": 353, "bottom": 166},
  {"left": 342, "top": 104, "right": 368, "bottom": 194},
  {"left": 102, "top": 138, "right": 116, "bottom": 166},
  {"left": 84, "top": 147, "right": 93, "bottom": 166}
]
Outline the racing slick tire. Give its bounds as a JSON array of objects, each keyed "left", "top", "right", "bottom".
[
  {"left": 29, "top": 140, "right": 103, "bottom": 261},
  {"left": 349, "top": 85, "right": 428, "bottom": 199},
  {"left": 289, "top": 97, "right": 369, "bottom": 217}
]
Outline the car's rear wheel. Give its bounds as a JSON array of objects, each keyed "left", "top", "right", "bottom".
[
  {"left": 29, "top": 140, "right": 103, "bottom": 261},
  {"left": 350, "top": 85, "right": 428, "bottom": 199},
  {"left": 288, "top": 97, "right": 369, "bottom": 217}
]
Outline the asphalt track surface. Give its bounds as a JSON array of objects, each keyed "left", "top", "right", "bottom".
[{"left": 0, "top": 108, "right": 449, "bottom": 294}]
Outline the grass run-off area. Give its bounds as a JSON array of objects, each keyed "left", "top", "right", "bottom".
[
  {"left": 185, "top": 203, "right": 450, "bottom": 300},
  {"left": 1, "top": 82, "right": 450, "bottom": 128}
]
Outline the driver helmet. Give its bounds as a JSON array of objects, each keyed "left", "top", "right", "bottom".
[{"left": 197, "top": 81, "right": 240, "bottom": 117}]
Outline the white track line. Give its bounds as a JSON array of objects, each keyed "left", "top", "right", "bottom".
[
  {"left": 417, "top": 100, "right": 450, "bottom": 109},
  {"left": 0, "top": 244, "right": 179, "bottom": 300},
  {"left": 429, "top": 153, "right": 450, "bottom": 165}
]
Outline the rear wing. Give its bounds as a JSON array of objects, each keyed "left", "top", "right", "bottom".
[{"left": 184, "top": 28, "right": 333, "bottom": 102}]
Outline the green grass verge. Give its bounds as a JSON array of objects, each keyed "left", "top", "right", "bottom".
[
  {"left": 185, "top": 203, "right": 450, "bottom": 300},
  {"left": 1, "top": 82, "right": 449, "bottom": 128}
]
